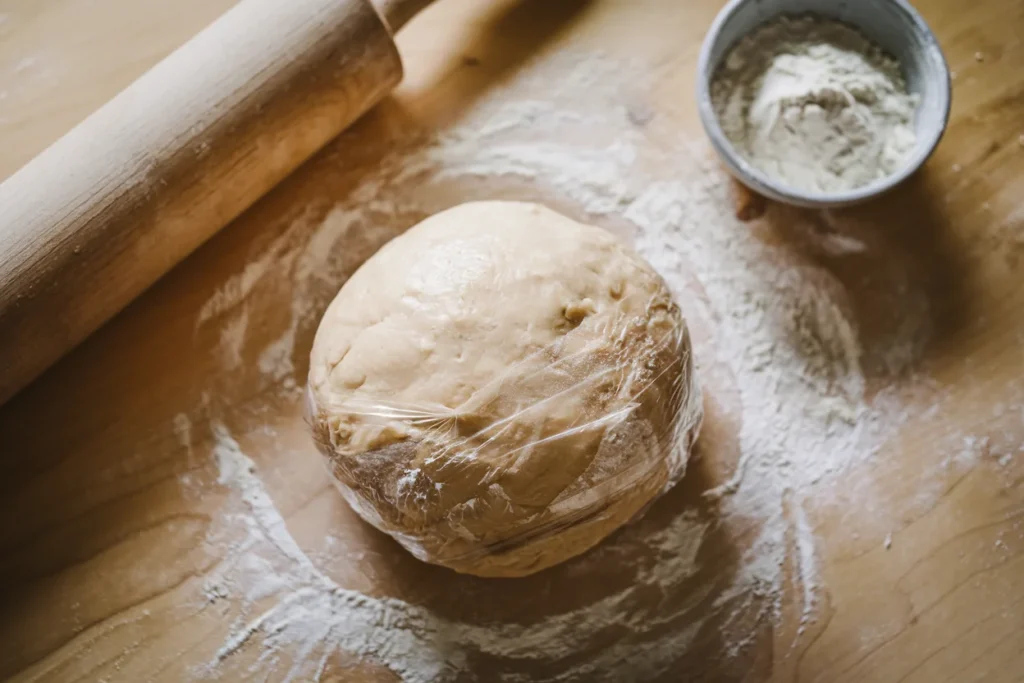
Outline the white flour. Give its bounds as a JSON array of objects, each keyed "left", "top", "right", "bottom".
[
  {"left": 711, "top": 16, "right": 919, "bottom": 193},
  {"left": 201, "top": 423, "right": 710, "bottom": 682},
  {"left": 202, "top": 426, "right": 465, "bottom": 682},
  {"left": 188, "top": 54, "right": 943, "bottom": 680}
]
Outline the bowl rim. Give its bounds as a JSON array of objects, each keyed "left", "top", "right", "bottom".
[{"left": 695, "top": 0, "right": 952, "bottom": 208}]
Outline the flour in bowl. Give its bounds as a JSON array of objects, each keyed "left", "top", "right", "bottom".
[{"left": 711, "top": 16, "right": 919, "bottom": 194}]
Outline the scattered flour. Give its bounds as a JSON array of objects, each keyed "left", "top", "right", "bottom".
[
  {"left": 12, "top": 56, "right": 37, "bottom": 74},
  {"left": 204, "top": 426, "right": 465, "bottom": 682},
  {"left": 188, "top": 54, "right": 945, "bottom": 680},
  {"left": 173, "top": 412, "right": 194, "bottom": 464},
  {"left": 202, "top": 423, "right": 710, "bottom": 682},
  {"left": 196, "top": 239, "right": 293, "bottom": 327}
]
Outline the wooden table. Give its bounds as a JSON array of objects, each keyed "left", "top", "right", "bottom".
[{"left": 2, "top": 0, "right": 1023, "bottom": 681}]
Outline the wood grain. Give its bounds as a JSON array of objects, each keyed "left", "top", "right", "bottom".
[
  {"left": 1, "top": 0, "right": 1023, "bottom": 681},
  {"left": 0, "top": 0, "right": 404, "bottom": 405}
]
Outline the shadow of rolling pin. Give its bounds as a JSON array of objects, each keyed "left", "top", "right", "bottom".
[{"left": 0, "top": 0, "right": 434, "bottom": 405}]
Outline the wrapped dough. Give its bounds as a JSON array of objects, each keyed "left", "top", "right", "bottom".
[{"left": 307, "top": 201, "right": 703, "bottom": 577}]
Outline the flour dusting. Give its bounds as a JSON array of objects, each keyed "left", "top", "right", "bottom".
[
  {"left": 201, "top": 422, "right": 710, "bottom": 681},
  {"left": 186, "top": 53, "right": 952, "bottom": 680},
  {"left": 203, "top": 425, "right": 464, "bottom": 683}
]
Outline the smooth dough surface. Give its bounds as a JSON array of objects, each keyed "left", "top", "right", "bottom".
[{"left": 308, "top": 201, "right": 702, "bottom": 577}]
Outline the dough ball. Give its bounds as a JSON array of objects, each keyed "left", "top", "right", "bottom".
[{"left": 307, "top": 201, "right": 702, "bottom": 577}]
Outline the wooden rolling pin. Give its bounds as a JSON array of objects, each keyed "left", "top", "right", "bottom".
[{"left": 0, "top": 0, "right": 433, "bottom": 405}]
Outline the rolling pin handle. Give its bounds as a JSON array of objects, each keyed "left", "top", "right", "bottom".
[{"left": 371, "top": 0, "right": 436, "bottom": 33}]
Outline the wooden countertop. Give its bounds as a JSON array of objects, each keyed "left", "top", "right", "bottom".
[{"left": 2, "top": 0, "right": 1023, "bottom": 681}]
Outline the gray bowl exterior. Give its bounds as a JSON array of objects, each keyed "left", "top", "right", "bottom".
[{"left": 696, "top": 0, "right": 952, "bottom": 208}]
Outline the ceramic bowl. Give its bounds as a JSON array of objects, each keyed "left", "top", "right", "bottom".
[{"left": 696, "top": 0, "right": 951, "bottom": 207}]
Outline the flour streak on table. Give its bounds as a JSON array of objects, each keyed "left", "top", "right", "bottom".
[{"left": 1, "top": 1, "right": 1023, "bottom": 681}]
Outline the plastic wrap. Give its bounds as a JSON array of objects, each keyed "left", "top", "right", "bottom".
[{"left": 305, "top": 201, "right": 703, "bottom": 577}]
